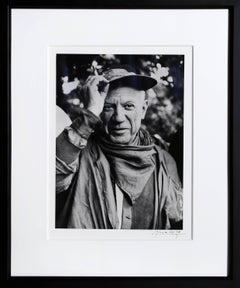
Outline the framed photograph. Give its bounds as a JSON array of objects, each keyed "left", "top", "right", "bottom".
[
  {"left": 51, "top": 46, "right": 192, "bottom": 241},
  {"left": 3, "top": 0, "right": 240, "bottom": 287}
]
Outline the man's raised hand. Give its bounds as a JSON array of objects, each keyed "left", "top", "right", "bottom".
[{"left": 83, "top": 75, "right": 109, "bottom": 117}]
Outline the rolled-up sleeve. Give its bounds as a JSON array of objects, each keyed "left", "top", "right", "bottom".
[{"left": 56, "top": 109, "right": 101, "bottom": 193}]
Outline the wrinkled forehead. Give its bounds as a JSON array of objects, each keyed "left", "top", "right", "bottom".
[{"left": 106, "top": 86, "right": 146, "bottom": 102}]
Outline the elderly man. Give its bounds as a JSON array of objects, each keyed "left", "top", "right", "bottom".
[{"left": 56, "top": 65, "right": 183, "bottom": 229}]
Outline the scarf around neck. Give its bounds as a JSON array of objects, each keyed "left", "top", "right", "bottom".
[{"left": 97, "top": 128, "right": 156, "bottom": 202}]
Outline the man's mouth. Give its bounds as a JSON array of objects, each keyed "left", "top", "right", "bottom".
[{"left": 109, "top": 127, "right": 129, "bottom": 135}]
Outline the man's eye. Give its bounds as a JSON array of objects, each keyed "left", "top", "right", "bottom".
[
  {"left": 124, "top": 104, "right": 135, "bottom": 110},
  {"left": 103, "top": 106, "right": 114, "bottom": 111}
]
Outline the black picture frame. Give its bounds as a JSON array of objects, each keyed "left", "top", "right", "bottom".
[{"left": 1, "top": 0, "right": 240, "bottom": 287}]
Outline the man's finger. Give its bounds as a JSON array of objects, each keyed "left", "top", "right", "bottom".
[
  {"left": 86, "top": 76, "right": 109, "bottom": 93},
  {"left": 89, "top": 75, "right": 108, "bottom": 85},
  {"left": 85, "top": 75, "right": 92, "bottom": 84}
]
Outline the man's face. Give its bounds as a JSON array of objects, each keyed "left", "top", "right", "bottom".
[{"left": 100, "top": 86, "right": 148, "bottom": 144}]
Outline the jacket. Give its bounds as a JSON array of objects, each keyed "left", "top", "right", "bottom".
[{"left": 56, "top": 109, "right": 183, "bottom": 229}]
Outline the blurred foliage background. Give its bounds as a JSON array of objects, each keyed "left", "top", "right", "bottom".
[{"left": 56, "top": 54, "right": 184, "bottom": 147}]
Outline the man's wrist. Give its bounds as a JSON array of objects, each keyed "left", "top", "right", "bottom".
[
  {"left": 70, "top": 108, "right": 102, "bottom": 139},
  {"left": 87, "top": 106, "right": 102, "bottom": 117}
]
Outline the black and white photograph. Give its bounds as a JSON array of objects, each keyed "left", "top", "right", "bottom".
[{"left": 55, "top": 53, "right": 185, "bottom": 230}]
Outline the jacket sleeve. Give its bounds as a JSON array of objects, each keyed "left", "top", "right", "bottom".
[
  {"left": 162, "top": 150, "right": 183, "bottom": 229},
  {"left": 56, "top": 109, "right": 102, "bottom": 193}
]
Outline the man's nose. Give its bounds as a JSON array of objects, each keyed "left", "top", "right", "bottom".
[{"left": 113, "top": 106, "right": 125, "bottom": 123}]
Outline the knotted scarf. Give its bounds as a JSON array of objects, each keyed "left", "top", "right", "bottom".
[{"left": 96, "top": 128, "right": 156, "bottom": 202}]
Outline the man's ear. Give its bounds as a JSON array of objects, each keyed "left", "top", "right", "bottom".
[{"left": 141, "top": 99, "right": 149, "bottom": 119}]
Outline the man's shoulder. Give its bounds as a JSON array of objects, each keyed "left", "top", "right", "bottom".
[{"left": 154, "top": 144, "right": 181, "bottom": 186}]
